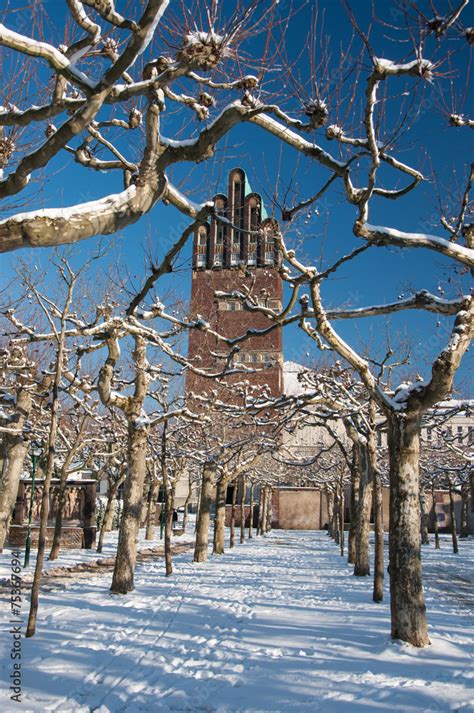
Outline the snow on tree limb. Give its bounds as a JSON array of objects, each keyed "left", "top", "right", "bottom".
[{"left": 354, "top": 222, "right": 474, "bottom": 268}]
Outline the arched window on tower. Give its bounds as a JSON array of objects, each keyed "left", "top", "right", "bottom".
[
  {"left": 213, "top": 197, "right": 226, "bottom": 268},
  {"left": 261, "top": 218, "right": 277, "bottom": 266},
  {"left": 246, "top": 195, "right": 260, "bottom": 267},
  {"left": 230, "top": 170, "right": 245, "bottom": 265},
  {"left": 196, "top": 225, "right": 208, "bottom": 268}
]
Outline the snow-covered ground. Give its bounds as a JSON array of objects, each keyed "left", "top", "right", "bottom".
[
  {"left": 0, "top": 526, "right": 195, "bottom": 582},
  {"left": 1, "top": 529, "right": 473, "bottom": 713}
]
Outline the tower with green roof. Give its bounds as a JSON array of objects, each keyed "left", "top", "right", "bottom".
[{"left": 187, "top": 167, "right": 283, "bottom": 397}]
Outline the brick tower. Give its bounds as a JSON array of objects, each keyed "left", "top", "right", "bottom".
[{"left": 186, "top": 168, "right": 283, "bottom": 398}]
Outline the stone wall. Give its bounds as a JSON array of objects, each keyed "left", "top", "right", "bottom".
[{"left": 8, "top": 478, "right": 97, "bottom": 549}]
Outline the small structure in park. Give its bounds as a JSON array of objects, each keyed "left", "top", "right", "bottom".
[{"left": 8, "top": 478, "right": 96, "bottom": 549}]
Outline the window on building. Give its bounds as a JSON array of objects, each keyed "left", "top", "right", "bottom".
[
  {"left": 213, "top": 254, "right": 223, "bottom": 267},
  {"left": 377, "top": 431, "right": 382, "bottom": 447},
  {"left": 196, "top": 254, "right": 206, "bottom": 267},
  {"left": 268, "top": 299, "right": 281, "bottom": 310},
  {"left": 215, "top": 201, "right": 226, "bottom": 245},
  {"left": 228, "top": 301, "right": 241, "bottom": 311},
  {"left": 248, "top": 252, "right": 257, "bottom": 266},
  {"left": 468, "top": 426, "right": 473, "bottom": 444},
  {"left": 249, "top": 204, "right": 259, "bottom": 231},
  {"left": 247, "top": 353, "right": 258, "bottom": 363},
  {"left": 230, "top": 253, "right": 239, "bottom": 266},
  {"left": 226, "top": 484, "right": 236, "bottom": 505},
  {"left": 457, "top": 426, "right": 463, "bottom": 443},
  {"left": 197, "top": 232, "right": 207, "bottom": 246},
  {"left": 427, "top": 428, "right": 432, "bottom": 442},
  {"left": 264, "top": 251, "right": 274, "bottom": 265}
]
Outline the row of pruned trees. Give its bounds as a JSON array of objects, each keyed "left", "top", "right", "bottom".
[
  {"left": 0, "top": 257, "right": 289, "bottom": 639},
  {"left": 0, "top": 0, "right": 472, "bottom": 651},
  {"left": 0, "top": 257, "right": 471, "bottom": 648}
]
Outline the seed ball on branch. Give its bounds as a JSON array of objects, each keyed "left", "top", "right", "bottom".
[
  {"left": 466, "top": 27, "right": 474, "bottom": 45},
  {"left": 0, "top": 135, "right": 16, "bottom": 166},
  {"left": 450, "top": 114, "right": 465, "bottom": 126},
  {"left": 304, "top": 99, "right": 328, "bottom": 128},
  {"left": 102, "top": 38, "right": 118, "bottom": 58},
  {"left": 45, "top": 123, "right": 57, "bottom": 138},
  {"left": 427, "top": 16, "right": 443, "bottom": 35},
  {"left": 177, "top": 31, "right": 226, "bottom": 70},
  {"left": 326, "top": 124, "right": 344, "bottom": 140},
  {"left": 239, "top": 75, "right": 258, "bottom": 90},
  {"left": 462, "top": 223, "right": 473, "bottom": 242},
  {"left": 198, "top": 92, "right": 215, "bottom": 108},
  {"left": 128, "top": 108, "right": 142, "bottom": 129}
]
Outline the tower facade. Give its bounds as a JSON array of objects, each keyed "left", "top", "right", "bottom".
[{"left": 186, "top": 168, "right": 283, "bottom": 398}]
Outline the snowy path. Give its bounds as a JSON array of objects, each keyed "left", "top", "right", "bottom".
[{"left": 1, "top": 530, "right": 473, "bottom": 712}]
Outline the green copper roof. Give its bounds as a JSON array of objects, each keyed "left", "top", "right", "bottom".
[{"left": 231, "top": 167, "right": 269, "bottom": 220}]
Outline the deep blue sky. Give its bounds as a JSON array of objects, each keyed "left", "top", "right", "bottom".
[{"left": 1, "top": 0, "right": 472, "bottom": 394}]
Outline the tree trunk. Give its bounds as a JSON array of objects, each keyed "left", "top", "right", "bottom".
[
  {"left": 326, "top": 488, "right": 334, "bottom": 538},
  {"left": 348, "top": 445, "right": 360, "bottom": 564},
  {"left": 366, "top": 401, "right": 383, "bottom": 601},
  {"left": 194, "top": 484, "right": 201, "bottom": 533},
  {"left": 354, "top": 445, "right": 372, "bottom": 577},
  {"left": 257, "top": 488, "right": 265, "bottom": 536},
  {"left": 448, "top": 481, "right": 459, "bottom": 554},
  {"left": 158, "top": 419, "right": 172, "bottom": 577},
  {"left": 419, "top": 490, "right": 430, "bottom": 545},
  {"left": 240, "top": 476, "right": 246, "bottom": 544},
  {"left": 248, "top": 483, "right": 254, "bottom": 539},
  {"left": 97, "top": 474, "right": 124, "bottom": 553},
  {"left": 372, "top": 470, "right": 384, "bottom": 602},
  {"left": 213, "top": 477, "right": 227, "bottom": 555},
  {"left": 110, "top": 424, "right": 148, "bottom": 594},
  {"left": 97, "top": 493, "right": 115, "bottom": 554},
  {"left": 339, "top": 485, "right": 345, "bottom": 556},
  {"left": 0, "top": 388, "right": 31, "bottom": 551},
  {"left": 229, "top": 480, "right": 237, "bottom": 547},
  {"left": 387, "top": 412, "right": 429, "bottom": 647},
  {"left": 163, "top": 482, "right": 174, "bottom": 577},
  {"left": 265, "top": 487, "right": 272, "bottom": 533},
  {"left": 261, "top": 487, "right": 269, "bottom": 534},
  {"left": 182, "top": 476, "right": 192, "bottom": 534},
  {"left": 49, "top": 415, "right": 87, "bottom": 562},
  {"left": 431, "top": 483, "right": 440, "bottom": 550},
  {"left": 333, "top": 493, "right": 340, "bottom": 545},
  {"left": 460, "top": 484, "right": 469, "bottom": 538},
  {"left": 26, "top": 273, "right": 75, "bottom": 637},
  {"left": 48, "top": 473, "right": 68, "bottom": 561},
  {"left": 26, "top": 373, "right": 65, "bottom": 636},
  {"left": 145, "top": 463, "right": 159, "bottom": 541},
  {"left": 194, "top": 462, "right": 215, "bottom": 563}
]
